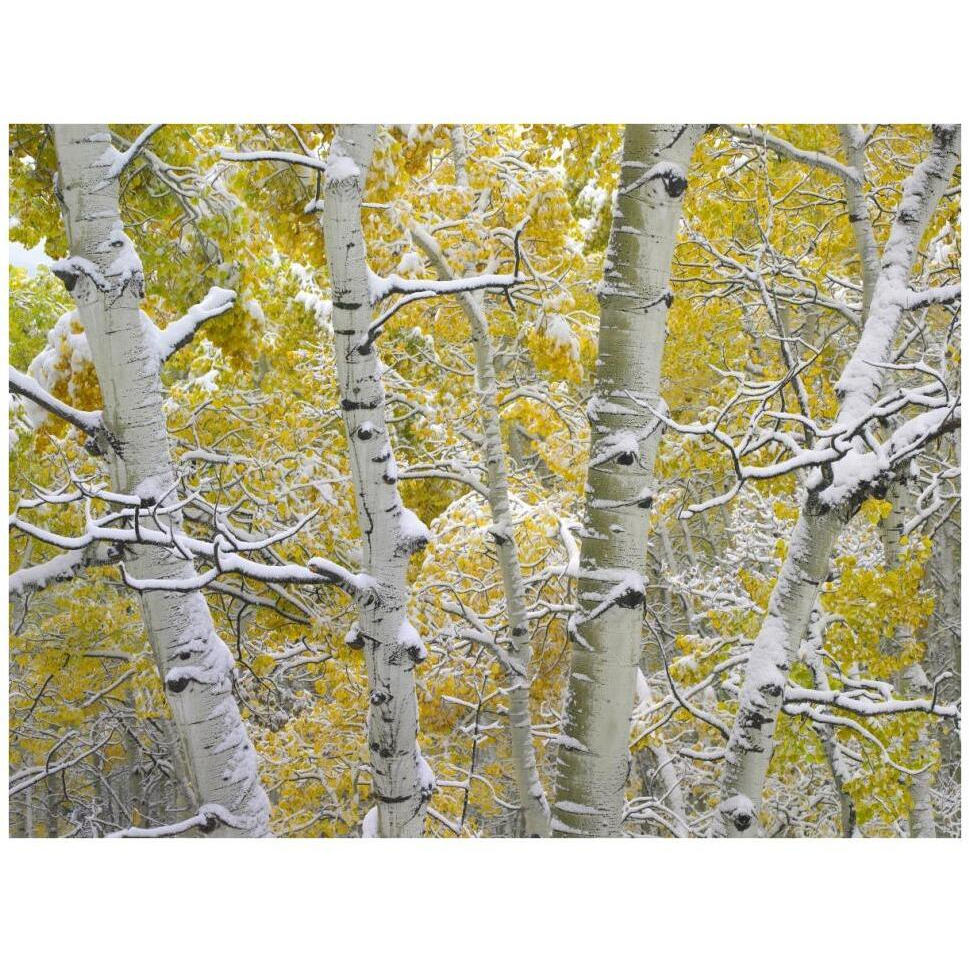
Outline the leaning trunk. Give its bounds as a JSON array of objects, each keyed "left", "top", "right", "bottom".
[
  {"left": 52, "top": 124, "right": 270, "bottom": 836},
  {"left": 717, "top": 125, "right": 959, "bottom": 836}
]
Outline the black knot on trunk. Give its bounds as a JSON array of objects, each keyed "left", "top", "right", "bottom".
[
  {"left": 745, "top": 710, "right": 771, "bottom": 731},
  {"left": 662, "top": 171, "right": 688, "bottom": 198},
  {"left": 616, "top": 451, "right": 636, "bottom": 466},
  {"left": 396, "top": 533, "right": 429, "bottom": 558},
  {"left": 732, "top": 811, "right": 753, "bottom": 832},
  {"left": 615, "top": 586, "right": 645, "bottom": 609},
  {"left": 167, "top": 676, "right": 190, "bottom": 695},
  {"left": 53, "top": 268, "right": 79, "bottom": 293},
  {"left": 370, "top": 689, "right": 390, "bottom": 706}
]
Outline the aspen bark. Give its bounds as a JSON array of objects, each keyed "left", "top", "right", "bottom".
[
  {"left": 322, "top": 126, "right": 433, "bottom": 837},
  {"left": 634, "top": 670, "right": 689, "bottom": 837},
  {"left": 51, "top": 124, "right": 270, "bottom": 837},
  {"left": 552, "top": 124, "right": 704, "bottom": 837},
  {"left": 449, "top": 125, "right": 470, "bottom": 189},
  {"left": 837, "top": 124, "right": 880, "bottom": 317},
  {"left": 802, "top": 611, "right": 859, "bottom": 837},
  {"left": 717, "top": 508, "right": 844, "bottom": 837},
  {"left": 881, "top": 482, "right": 936, "bottom": 837}
]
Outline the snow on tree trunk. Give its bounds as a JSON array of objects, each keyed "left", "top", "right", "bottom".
[
  {"left": 552, "top": 124, "right": 705, "bottom": 837},
  {"left": 717, "top": 509, "right": 844, "bottom": 837},
  {"left": 321, "top": 125, "right": 433, "bottom": 837},
  {"left": 449, "top": 125, "right": 470, "bottom": 189},
  {"left": 51, "top": 124, "right": 270, "bottom": 837},
  {"left": 412, "top": 225, "right": 551, "bottom": 837},
  {"left": 717, "top": 125, "right": 959, "bottom": 837}
]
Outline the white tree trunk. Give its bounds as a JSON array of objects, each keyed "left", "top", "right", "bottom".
[
  {"left": 836, "top": 124, "right": 880, "bottom": 317},
  {"left": 322, "top": 126, "right": 433, "bottom": 837},
  {"left": 552, "top": 124, "right": 705, "bottom": 837},
  {"left": 412, "top": 225, "right": 551, "bottom": 837},
  {"left": 52, "top": 124, "right": 270, "bottom": 837},
  {"left": 449, "top": 125, "right": 470, "bottom": 189},
  {"left": 634, "top": 670, "right": 689, "bottom": 837},
  {"left": 802, "top": 611, "right": 860, "bottom": 837},
  {"left": 717, "top": 125, "right": 959, "bottom": 836},
  {"left": 881, "top": 482, "right": 936, "bottom": 838}
]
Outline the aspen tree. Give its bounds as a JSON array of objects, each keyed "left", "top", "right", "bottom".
[
  {"left": 49, "top": 124, "right": 271, "bottom": 836},
  {"left": 553, "top": 124, "right": 705, "bottom": 837},
  {"left": 717, "top": 125, "right": 960, "bottom": 836}
]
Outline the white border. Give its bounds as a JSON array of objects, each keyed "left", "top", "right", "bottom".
[{"left": 2, "top": 1, "right": 966, "bottom": 964}]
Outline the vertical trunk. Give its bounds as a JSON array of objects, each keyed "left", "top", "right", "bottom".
[
  {"left": 552, "top": 124, "right": 704, "bottom": 837},
  {"left": 634, "top": 670, "right": 689, "bottom": 837},
  {"left": 52, "top": 125, "right": 269, "bottom": 836},
  {"left": 25, "top": 783, "right": 34, "bottom": 838},
  {"left": 836, "top": 125, "right": 880, "bottom": 317},
  {"left": 881, "top": 482, "right": 936, "bottom": 837},
  {"left": 124, "top": 727, "right": 144, "bottom": 827},
  {"left": 412, "top": 225, "right": 551, "bottom": 837},
  {"left": 717, "top": 125, "right": 959, "bottom": 836},
  {"left": 43, "top": 772, "right": 60, "bottom": 838},
  {"left": 802, "top": 611, "right": 859, "bottom": 837},
  {"left": 11, "top": 799, "right": 26, "bottom": 838},
  {"left": 929, "top": 509, "right": 960, "bottom": 835},
  {"left": 322, "top": 126, "right": 432, "bottom": 837},
  {"left": 449, "top": 125, "right": 470, "bottom": 189}
]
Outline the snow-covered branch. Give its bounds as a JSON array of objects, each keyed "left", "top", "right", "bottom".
[
  {"left": 724, "top": 124, "right": 862, "bottom": 185},
  {"left": 9, "top": 366, "right": 106, "bottom": 437},
  {"left": 358, "top": 257, "right": 528, "bottom": 354},
  {"left": 151, "top": 286, "right": 237, "bottom": 362},
  {"left": 903, "top": 282, "right": 961, "bottom": 310},
  {"left": 810, "top": 400, "right": 960, "bottom": 509},
  {"left": 654, "top": 377, "right": 959, "bottom": 516},
  {"left": 9, "top": 545, "right": 121, "bottom": 598},
  {"left": 783, "top": 684, "right": 958, "bottom": 720},
  {"left": 367, "top": 267, "right": 526, "bottom": 306},
  {"left": 99, "top": 123, "right": 166, "bottom": 180},
  {"left": 9, "top": 509, "right": 374, "bottom": 602},
  {"left": 221, "top": 148, "right": 329, "bottom": 173},
  {"left": 107, "top": 803, "right": 254, "bottom": 838}
]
